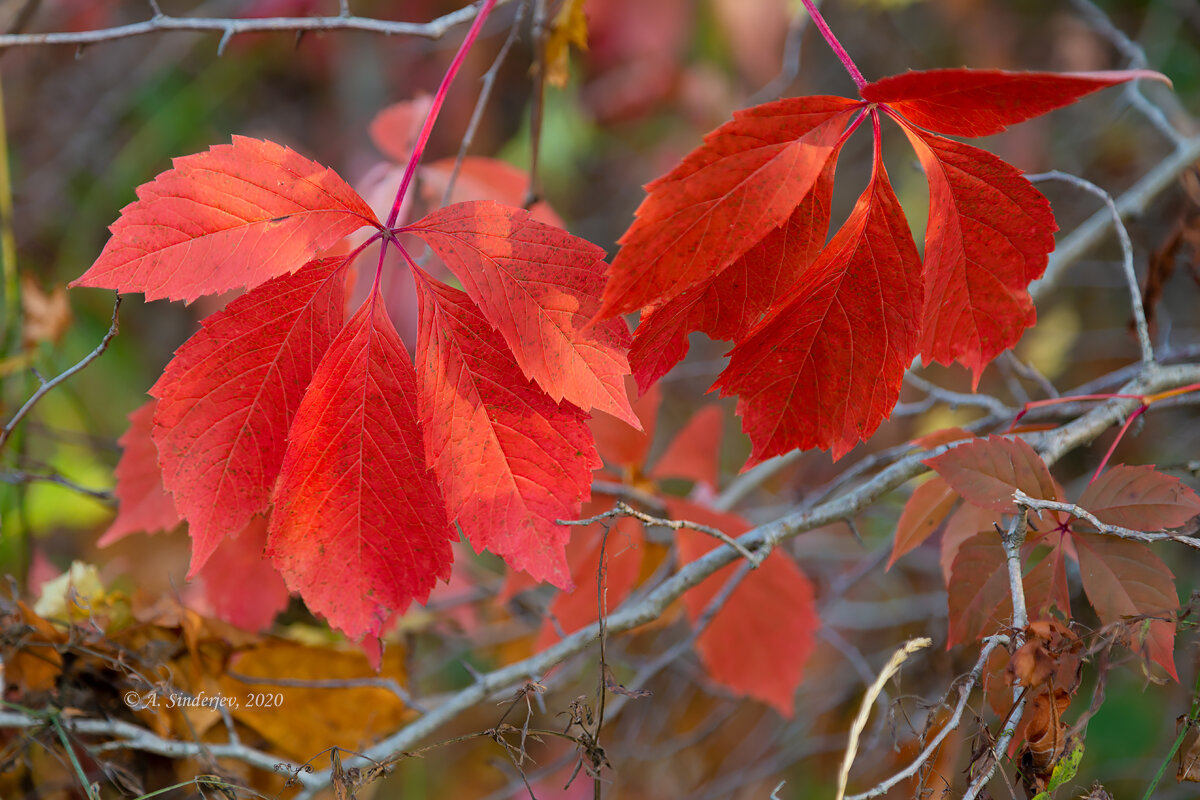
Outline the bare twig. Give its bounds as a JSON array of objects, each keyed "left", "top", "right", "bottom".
[
  {"left": 1014, "top": 489, "right": 1200, "bottom": 549},
  {"left": 560, "top": 501, "right": 763, "bottom": 567},
  {"left": 845, "top": 636, "right": 1009, "bottom": 800},
  {"left": 1028, "top": 170, "right": 1154, "bottom": 364},
  {"left": 0, "top": 295, "right": 119, "bottom": 452},
  {"left": 0, "top": 1, "right": 516, "bottom": 52},
  {"left": 1035, "top": 135, "right": 1200, "bottom": 297}
]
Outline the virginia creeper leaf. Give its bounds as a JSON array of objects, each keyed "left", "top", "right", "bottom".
[
  {"left": 267, "top": 290, "right": 455, "bottom": 641},
  {"left": 628, "top": 159, "right": 836, "bottom": 390},
  {"left": 1074, "top": 532, "right": 1178, "bottom": 679},
  {"left": 196, "top": 516, "right": 290, "bottom": 631},
  {"left": 715, "top": 133, "right": 922, "bottom": 463},
  {"left": 925, "top": 435, "right": 1059, "bottom": 512},
  {"left": 589, "top": 378, "right": 659, "bottom": 470},
  {"left": 670, "top": 498, "right": 817, "bottom": 716},
  {"left": 150, "top": 257, "right": 347, "bottom": 573},
  {"left": 413, "top": 272, "right": 600, "bottom": 587},
  {"left": 72, "top": 137, "right": 378, "bottom": 303},
  {"left": 407, "top": 201, "right": 638, "bottom": 426},
  {"left": 1077, "top": 464, "right": 1200, "bottom": 531},
  {"left": 650, "top": 405, "right": 724, "bottom": 488},
  {"left": 896, "top": 123, "right": 1058, "bottom": 383},
  {"left": 1024, "top": 540, "right": 1072, "bottom": 620},
  {"left": 99, "top": 400, "right": 182, "bottom": 546},
  {"left": 947, "top": 531, "right": 1009, "bottom": 645},
  {"left": 599, "top": 97, "right": 859, "bottom": 317},
  {"left": 888, "top": 476, "right": 957, "bottom": 569},
  {"left": 860, "top": 68, "right": 1170, "bottom": 137}
]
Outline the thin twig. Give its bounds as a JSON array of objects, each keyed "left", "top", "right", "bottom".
[
  {"left": 0, "top": 1, "right": 515, "bottom": 52},
  {"left": 845, "top": 636, "right": 1008, "bottom": 800},
  {"left": 0, "top": 294, "right": 119, "bottom": 452},
  {"left": 560, "top": 501, "right": 762, "bottom": 567},
  {"left": 1014, "top": 489, "right": 1200, "bottom": 549},
  {"left": 1027, "top": 170, "right": 1154, "bottom": 364},
  {"left": 440, "top": 0, "right": 528, "bottom": 208}
]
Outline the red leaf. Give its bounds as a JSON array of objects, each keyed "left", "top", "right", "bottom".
[
  {"left": 369, "top": 95, "right": 432, "bottom": 164},
  {"left": 715, "top": 133, "right": 922, "bottom": 463},
  {"left": 194, "top": 516, "right": 290, "bottom": 631},
  {"left": 407, "top": 201, "right": 638, "bottom": 427},
  {"left": 267, "top": 290, "right": 455, "bottom": 641},
  {"left": 150, "top": 258, "right": 347, "bottom": 573},
  {"left": 599, "top": 97, "right": 859, "bottom": 317},
  {"left": 1024, "top": 540, "right": 1071, "bottom": 620},
  {"left": 589, "top": 379, "right": 659, "bottom": 471},
  {"left": 650, "top": 405, "right": 724, "bottom": 488},
  {"left": 860, "top": 68, "right": 1170, "bottom": 137},
  {"left": 413, "top": 272, "right": 601, "bottom": 587},
  {"left": 925, "top": 435, "right": 1059, "bottom": 512},
  {"left": 888, "top": 476, "right": 957, "bottom": 569},
  {"left": 947, "top": 531, "right": 1009, "bottom": 645},
  {"left": 940, "top": 501, "right": 997, "bottom": 584},
  {"left": 71, "top": 137, "right": 378, "bottom": 302},
  {"left": 896, "top": 124, "right": 1058, "bottom": 382},
  {"left": 628, "top": 160, "right": 836, "bottom": 390},
  {"left": 98, "top": 400, "right": 182, "bottom": 546},
  {"left": 1074, "top": 532, "right": 1178, "bottom": 679},
  {"left": 670, "top": 499, "right": 816, "bottom": 716},
  {"left": 1077, "top": 465, "right": 1200, "bottom": 531}
]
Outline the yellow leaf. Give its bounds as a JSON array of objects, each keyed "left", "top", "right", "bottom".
[{"left": 545, "top": 0, "right": 588, "bottom": 88}]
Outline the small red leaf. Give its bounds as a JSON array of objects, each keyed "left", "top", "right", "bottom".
[
  {"left": 71, "top": 137, "right": 378, "bottom": 302},
  {"left": 671, "top": 499, "right": 816, "bottom": 716},
  {"left": 150, "top": 257, "right": 347, "bottom": 574},
  {"left": 715, "top": 132, "right": 922, "bottom": 464},
  {"left": 600, "top": 97, "right": 859, "bottom": 317},
  {"left": 628, "top": 160, "right": 836, "bottom": 390},
  {"left": 888, "top": 476, "right": 958, "bottom": 569},
  {"left": 861, "top": 68, "right": 1170, "bottom": 137},
  {"left": 947, "top": 531, "right": 1009, "bottom": 645},
  {"left": 897, "top": 124, "right": 1057, "bottom": 382},
  {"left": 925, "top": 435, "right": 1059, "bottom": 512},
  {"left": 1074, "top": 532, "right": 1178, "bottom": 679},
  {"left": 650, "top": 405, "right": 724, "bottom": 488},
  {"left": 408, "top": 201, "right": 638, "bottom": 427},
  {"left": 267, "top": 290, "right": 456, "bottom": 641},
  {"left": 194, "top": 516, "right": 290, "bottom": 631},
  {"left": 98, "top": 400, "right": 182, "bottom": 546},
  {"left": 1077, "top": 464, "right": 1200, "bottom": 531},
  {"left": 413, "top": 273, "right": 601, "bottom": 587}
]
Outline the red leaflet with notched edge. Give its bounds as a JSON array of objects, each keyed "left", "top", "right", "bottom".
[
  {"left": 629, "top": 159, "right": 837, "bottom": 392},
  {"left": 406, "top": 201, "right": 638, "bottom": 427},
  {"left": 670, "top": 498, "right": 817, "bottom": 717},
  {"left": 71, "top": 137, "right": 379, "bottom": 303},
  {"left": 1074, "top": 533, "right": 1178, "bottom": 679},
  {"left": 860, "top": 68, "right": 1171, "bottom": 137},
  {"left": 150, "top": 257, "right": 348, "bottom": 574},
  {"left": 98, "top": 400, "right": 182, "bottom": 547},
  {"left": 412, "top": 272, "right": 600, "bottom": 588},
  {"left": 195, "top": 516, "right": 290, "bottom": 632},
  {"left": 715, "top": 133, "right": 922, "bottom": 464},
  {"left": 1077, "top": 464, "right": 1200, "bottom": 531},
  {"left": 267, "top": 290, "right": 456, "bottom": 641},
  {"left": 599, "top": 97, "right": 859, "bottom": 317},
  {"left": 895, "top": 122, "right": 1058, "bottom": 384},
  {"left": 925, "top": 436, "right": 1060, "bottom": 512}
]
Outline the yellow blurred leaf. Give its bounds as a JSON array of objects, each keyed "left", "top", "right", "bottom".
[
  {"left": 218, "top": 641, "right": 412, "bottom": 762},
  {"left": 545, "top": 0, "right": 588, "bottom": 88},
  {"left": 21, "top": 274, "right": 71, "bottom": 348}
]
